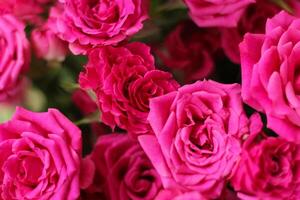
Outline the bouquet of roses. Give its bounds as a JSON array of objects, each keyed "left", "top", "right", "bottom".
[{"left": 0, "top": 0, "right": 300, "bottom": 199}]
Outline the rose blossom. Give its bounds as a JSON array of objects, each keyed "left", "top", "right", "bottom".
[
  {"left": 72, "top": 89, "right": 110, "bottom": 136},
  {"left": 31, "top": 23, "right": 68, "bottom": 62},
  {"left": 240, "top": 11, "right": 300, "bottom": 142},
  {"left": 183, "top": 0, "right": 255, "bottom": 28},
  {"left": 221, "top": 0, "right": 280, "bottom": 63},
  {"left": 158, "top": 21, "right": 220, "bottom": 83},
  {"left": 0, "top": 107, "right": 83, "bottom": 199},
  {"left": 72, "top": 89, "right": 97, "bottom": 116},
  {"left": 0, "top": 0, "right": 52, "bottom": 25},
  {"left": 83, "top": 133, "right": 162, "bottom": 200},
  {"left": 231, "top": 120, "right": 300, "bottom": 199},
  {"left": 221, "top": 0, "right": 300, "bottom": 63},
  {"left": 0, "top": 14, "right": 30, "bottom": 103},
  {"left": 79, "top": 42, "right": 179, "bottom": 137},
  {"left": 138, "top": 80, "right": 249, "bottom": 199},
  {"left": 155, "top": 189, "right": 206, "bottom": 200},
  {"left": 51, "top": 0, "right": 149, "bottom": 55}
]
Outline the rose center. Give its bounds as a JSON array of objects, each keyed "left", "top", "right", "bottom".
[
  {"left": 190, "top": 128, "right": 213, "bottom": 153},
  {"left": 270, "top": 156, "right": 280, "bottom": 176},
  {"left": 294, "top": 67, "right": 300, "bottom": 94}
]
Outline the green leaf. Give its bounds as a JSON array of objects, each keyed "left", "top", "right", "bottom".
[
  {"left": 156, "top": 0, "right": 186, "bottom": 13},
  {"left": 60, "top": 82, "right": 80, "bottom": 93},
  {"left": 75, "top": 111, "right": 101, "bottom": 125},
  {"left": 24, "top": 87, "right": 47, "bottom": 112},
  {"left": 0, "top": 105, "right": 15, "bottom": 123},
  {"left": 270, "top": 0, "right": 293, "bottom": 13}
]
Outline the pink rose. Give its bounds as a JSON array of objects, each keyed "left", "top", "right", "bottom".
[
  {"left": 240, "top": 11, "right": 300, "bottom": 142},
  {"left": 52, "top": 0, "right": 149, "bottom": 55},
  {"left": 158, "top": 21, "right": 220, "bottom": 83},
  {"left": 84, "top": 133, "right": 162, "bottom": 200},
  {"left": 155, "top": 189, "right": 206, "bottom": 200},
  {"left": 0, "top": 0, "right": 53, "bottom": 25},
  {"left": 138, "top": 80, "right": 248, "bottom": 199},
  {"left": 0, "top": 107, "right": 82, "bottom": 199},
  {"left": 231, "top": 125, "right": 300, "bottom": 199},
  {"left": 221, "top": 0, "right": 280, "bottom": 63},
  {"left": 184, "top": 0, "right": 255, "bottom": 28},
  {"left": 79, "top": 42, "right": 179, "bottom": 137},
  {"left": 31, "top": 23, "right": 68, "bottom": 61},
  {"left": 0, "top": 14, "right": 30, "bottom": 103}
]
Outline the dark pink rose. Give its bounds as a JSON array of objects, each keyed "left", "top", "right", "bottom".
[
  {"left": 2, "top": 78, "right": 29, "bottom": 105},
  {"left": 72, "top": 89, "right": 110, "bottom": 136},
  {"left": 51, "top": 0, "right": 149, "bottom": 55},
  {"left": 155, "top": 189, "right": 206, "bottom": 200},
  {"left": 138, "top": 80, "right": 249, "bottom": 199},
  {"left": 240, "top": 11, "right": 300, "bottom": 142},
  {"left": 184, "top": 0, "right": 255, "bottom": 28},
  {"left": 0, "top": 107, "right": 83, "bottom": 199},
  {"left": 219, "top": 188, "right": 239, "bottom": 200},
  {"left": 31, "top": 23, "right": 68, "bottom": 61},
  {"left": 289, "top": 0, "right": 300, "bottom": 16},
  {"left": 231, "top": 121, "right": 300, "bottom": 199},
  {"left": 0, "top": 0, "right": 53, "bottom": 25},
  {"left": 79, "top": 42, "right": 179, "bottom": 137},
  {"left": 0, "top": 14, "right": 30, "bottom": 103},
  {"left": 158, "top": 21, "right": 220, "bottom": 83},
  {"left": 72, "top": 89, "right": 97, "bottom": 116},
  {"left": 221, "top": 0, "right": 280, "bottom": 63},
  {"left": 84, "top": 133, "right": 162, "bottom": 200}
]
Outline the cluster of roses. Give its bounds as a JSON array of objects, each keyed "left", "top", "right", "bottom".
[{"left": 1, "top": 0, "right": 300, "bottom": 199}]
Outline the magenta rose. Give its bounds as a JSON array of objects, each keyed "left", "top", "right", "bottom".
[
  {"left": 184, "top": 0, "right": 255, "bottom": 28},
  {"left": 221, "top": 0, "right": 280, "bottom": 63},
  {"left": 79, "top": 42, "right": 179, "bottom": 137},
  {"left": 231, "top": 127, "right": 300, "bottom": 199},
  {"left": 0, "top": 14, "right": 30, "bottom": 103},
  {"left": 158, "top": 21, "right": 220, "bottom": 83},
  {"left": 72, "top": 89, "right": 98, "bottom": 116},
  {"left": 31, "top": 22, "right": 68, "bottom": 61},
  {"left": 72, "top": 89, "right": 110, "bottom": 136},
  {"left": 52, "top": 0, "right": 149, "bottom": 55},
  {"left": 138, "top": 80, "right": 249, "bottom": 199},
  {"left": 0, "top": 107, "right": 83, "bottom": 199},
  {"left": 155, "top": 189, "right": 206, "bottom": 200},
  {"left": 240, "top": 11, "right": 300, "bottom": 142},
  {"left": 84, "top": 133, "right": 162, "bottom": 200},
  {"left": 0, "top": 0, "right": 53, "bottom": 25}
]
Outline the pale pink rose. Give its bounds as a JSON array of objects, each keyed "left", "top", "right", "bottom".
[
  {"left": 31, "top": 23, "right": 68, "bottom": 61},
  {"left": 155, "top": 189, "right": 206, "bottom": 200},
  {"left": 0, "top": 14, "right": 30, "bottom": 103},
  {"left": 184, "top": 0, "right": 255, "bottom": 28},
  {"left": 158, "top": 21, "right": 220, "bottom": 83},
  {"left": 0, "top": 0, "right": 53, "bottom": 25},
  {"left": 138, "top": 80, "right": 249, "bottom": 199},
  {"left": 0, "top": 107, "right": 83, "bottom": 199},
  {"left": 84, "top": 133, "right": 162, "bottom": 200},
  {"left": 79, "top": 42, "right": 179, "bottom": 137},
  {"left": 231, "top": 121, "right": 300, "bottom": 199},
  {"left": 221, "top": 0, "right": 280, "bottom": 63},
  {"left": 51, "top": 0, "right": 149, "bottom": 55},
  {"left": 240, "top": 11, "right": 300, "bottom": 142}
]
